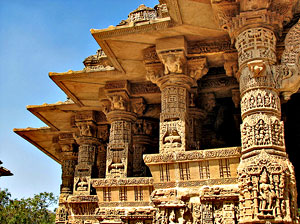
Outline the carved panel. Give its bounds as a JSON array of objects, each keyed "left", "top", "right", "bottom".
[
  {"left": 238, "top": 150, "right": 298, "bottom": 222},
  {"left": 241, "top": 89, "right": 281, "bottom": 117},
  {"left": 106, "top": 120, "right": 132, "bottom": 178},
  {"left": 162, "top": 87, "right": 188, "bottom": 114},
  {"left": 241, "top": 114, "right": 285, "bottom": 152},
  {"left": 235, "top": 28, "right": 276, "bottom": 66}
]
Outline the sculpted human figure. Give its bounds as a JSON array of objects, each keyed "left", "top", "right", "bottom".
[
  {"left": 259, "top": 170, "right": 276, "bottom": 212},
  {"left": 162, "top": 54, "right": 182, "bottom": 74}
]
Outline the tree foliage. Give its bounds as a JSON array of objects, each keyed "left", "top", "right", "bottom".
[{"left": 0, "top": 188, "right": 58, "bottom": 224}]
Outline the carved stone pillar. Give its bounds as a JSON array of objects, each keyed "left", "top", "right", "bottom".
[
  {"left": 96, "top": 125, "right": 109, "bottom": 178},
  {"left": 101, "top": 84, "right": 142, "bottom": 178},
  {"left": 145, "top": 36, "right": 208, "bottom": 153},
  {"left": 211, "top": 0, "right": 299, "bottom": 222},
  {"left": 55, "top": 133, "right": 77, "bottom": 224},
  {"left": 58, "top": 133, "right": 77, "bottom": 195},
  {"left": 132, "top": 119, "right": 154, "bottom": 176},
  {"left": 74, "top": 111, "right": 101, "bottom": 195}
]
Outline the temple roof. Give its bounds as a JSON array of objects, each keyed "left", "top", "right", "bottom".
[
  {"left": 0, "top": 161, "right": 13, "bottom": 177},
  {"left": 14, "top": 1, "right": 300, "bottom": 163},
  {"left": 14, "top": 127, "right": 61, "bottom": 163}
]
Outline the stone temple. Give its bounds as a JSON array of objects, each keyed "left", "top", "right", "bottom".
[{"left": 14, "top": 0, "right": 300, "bottom": 223}]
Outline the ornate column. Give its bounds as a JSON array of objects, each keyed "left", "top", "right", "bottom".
[
  {"left": 212, "top": 0, "right": 299, "bottom": 222},
  {"left": 55, "top": 133, "right": 78, "bottom": 224},
  {"left": 73, "top": 111, "right": 101, "bottom": 195},
  {"left": 132, "top": 118, "right": 155, "bottom": 177},
  {"left": 145, "top": 36, "right": 208, "bottom": 153},
  {"left": 101, "top": 82, "right": 144, "bottom": 178},
  {"left": 58, "top": 133, "right": 77, "bottom": 195}
]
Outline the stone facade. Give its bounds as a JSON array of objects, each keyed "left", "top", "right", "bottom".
[{"left": 15, "top": 1, "right": 300, "bottom": 224}]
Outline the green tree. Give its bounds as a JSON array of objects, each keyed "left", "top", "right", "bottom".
[{"left": 0, "top": 189, "right": 58, "bottom": 224}]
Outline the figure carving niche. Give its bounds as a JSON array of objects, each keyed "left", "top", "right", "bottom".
[
  {"left": 238, "top": 150, "right": 298, "bottom": 221},
  {"left": 259, "top": 169, "right": 276, "bottom": 214}
]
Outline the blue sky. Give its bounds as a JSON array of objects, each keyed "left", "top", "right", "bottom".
[{"left": 0, "top": 0, "right": 158, "bottom": 202}]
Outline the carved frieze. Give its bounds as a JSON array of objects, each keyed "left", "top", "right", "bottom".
[
  {"left": 68, "top": 195, "right": 98, "bottom": 203},
  {"left": 95, "top": 207, "right": 155, "bottom": 218},
  {"left": 131, "top": 82, "right": 160, "bottom": 95},
  {"left": 144, "top": 147, "right": 241, "bottom": 164},
  {"left": 92, "top": 177, "right": 153, "bottom": 187},
  {"left": 188, "top": 40, "right": 234, "bottom": 54},
  {"left": 198, "top": 75, "right": 238, "bottom": 92},
  {"left": 56, "top": 204, "right": 69, "bottom": 223}
]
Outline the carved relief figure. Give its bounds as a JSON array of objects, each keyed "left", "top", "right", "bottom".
[
  {"left": 109, "top": 95, "right": 127, "bottom": 111},
  {"left": 76, "top": 177, "right": 89, "bottom": 192},
  {"left": 161, "top": 53, "right": 183, "bottom": 74},
  {"left": 259, "top": 169, "right": 276, "bottom": 213}
]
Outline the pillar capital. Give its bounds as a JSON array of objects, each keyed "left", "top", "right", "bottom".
[
  {"left": 211, "top": 0, "right": 296, "bottom": 39},
  {"left": 145, "top": 36, "right": 208, "bottom": 89},
  {"left": 100, "top": 81, "right": 146, "bottom": 118}
]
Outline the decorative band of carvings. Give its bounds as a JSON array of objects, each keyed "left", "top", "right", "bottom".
[
  {"left": 198, "top": 76, "right": 238, "bottom": 91},
  {"left": 153, "top": 182, "right": 176, "bottom": 189},
  {"left": 153, "top": 178, "right": 238, "bottom": 189},
  {"left": 188, "top": 40, "right": 234, "bottom": 55},
  {"left": 178, "top": 178, "right": 238, "bottom": 188},
  {"left": 144, "top": 147, "right": 241, "bottom": 164},
  {"left": 92, "top": 177, "right": 154, "bottom": 187},
  {"left": 131, "top": 82, "right": 160, "bottom": 95},
  {"left": 97, "top": 201, "right": 151, "bottom": 207},
  {"left": 68, "top": 195, "right": 98, "bottom": 203}
]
